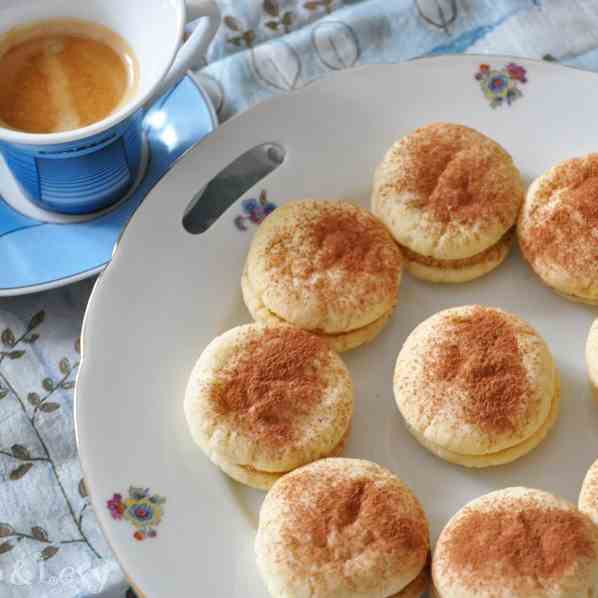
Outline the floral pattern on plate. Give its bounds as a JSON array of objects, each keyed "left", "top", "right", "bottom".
[
  {"left": 107, "top": 486, "right": 166, "bottom": 541},
  {"left": 234, "top": 190, "right": 277, "bottom": 231},
  {"left": 475, "top": 63, "right": 527, "bottom": 108}
]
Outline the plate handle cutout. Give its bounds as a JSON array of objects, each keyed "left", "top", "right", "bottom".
[{"left": 182, "top": 143, "right": 286, "bottom": 234}]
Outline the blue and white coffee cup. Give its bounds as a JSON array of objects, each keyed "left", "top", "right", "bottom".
[{"left": 0, "top": 0, "right": 220, "bottom": 215}]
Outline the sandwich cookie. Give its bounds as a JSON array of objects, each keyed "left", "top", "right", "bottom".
[
  {"left": 371, "top": 122, "right": 524, "bottom": 283},
  {"left": 256, "top": 458, "right": 430, "bottom": 598},
  {"left": 432, "top": 487, "right": 598, "bottom": 597},
  {"left": 394, "top": 306, "right": 559, "bottom": 467},
  {"left": 518, "top": 153, "right": 598, "bottom": 304},
  {"left": 184, "top": 324, "right": 353, "bottom": 490},
  {"left": 242, "top": 199, "right": 403, "bottom": 352}
]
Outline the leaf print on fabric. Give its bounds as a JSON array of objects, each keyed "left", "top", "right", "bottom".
[
  {"left": 263, "top": 0, "right": 280, "bottom": 17},
  {"left": 27, "top": 392, "right": 40, "bottom": 406},
  {"left": 1, "top": 329, "right": 15, "bottom": 347},
  {"left": 224, "top": 15, "right": 257, "bottom": 49},
  {"left": 0, "top": 524, "right": 14, "bottom": 537},
  {"left": 282, "top": 11, "right": 295, "bottom": 28},
  {"left": 9, "top": 463, "right": 33, "bottom": 481},
  {"left": 31, "top": 355, "right": 79, "bottom": 419},
  {"left": 0, "top": 443, "right": 46, "bottom": 463},
  {"left": 27, "top": 311, "right": 45, "bottom": 331},
  {"left": 304, "top": 0, "right": 337, "bottom": 15},
  {"left": 11, "top": 445, "right": 31, "bottom": 460},
  {"left": 251, "top": 39, "right": 302, "bottom": 91},
  {"left": 31, "top": 527, "right": 49, "bottom": 543},
  {"left": 39, "top": 546, "right": 59, "bottom": 561},
  {"left": 79, "top": 478, "right": 88, "bottom": 498},
  {"left": 223, "top": 15, "right": 242, "bottom": 31},
  {"left": 416, "top": 0, "right": 458, "bottom": 34},
  {"left": 59, "top": 357, "right": 70, "bottom": 375},
  {"left": 312, "top": 21, "right": 360, "bottom": 70},
  {"left": 262, "top": 0, "right": 296, "bottom": 36},
  {"left": 0, "top": 311, "right": 100, "bottom": 560}
]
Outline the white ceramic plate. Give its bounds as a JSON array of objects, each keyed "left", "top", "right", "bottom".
[{"left": 76, "top": 56, "right": 598, "bottom": 597}]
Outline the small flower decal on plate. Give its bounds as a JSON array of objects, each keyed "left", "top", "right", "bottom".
[
  {"left": 475, "top": 63, "right": 527, "bottom": 108},
  {"left": 107, "top": 486, "right": 166, "bottom": 541},
  {"left": 234, "top": 190, "right": 277, "bottom": 231}
]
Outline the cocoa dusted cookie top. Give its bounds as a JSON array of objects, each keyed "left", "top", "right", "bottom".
[
  {"left": 372, "top": 122, "right": 524, "bottom": 260},
  {"left": 433, "top": 488, "right": 598, "bottom": 598},
  {"left": 518, "top": 153, "right": 598, "bottom": 304}
]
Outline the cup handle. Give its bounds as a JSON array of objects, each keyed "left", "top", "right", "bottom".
[{"left": 144, "top": 0, "right": 221, "bottom": 108}]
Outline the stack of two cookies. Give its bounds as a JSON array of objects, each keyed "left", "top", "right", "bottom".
[
  {"left": 241, "top": 199, "right": 403, "bottom": 352},
  {"left": 372, "top": 123, "right": 524, "bottom": 284},
  {"left": 394, "top": 305, "right": 560, "bottom": 468},
  {"left": 185, "top": 199, "right": 404, "bottom": 491}
]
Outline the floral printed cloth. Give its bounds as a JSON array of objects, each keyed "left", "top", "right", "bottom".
[{"left": 2, "top": 1, "right": 598, "bottom": 596}]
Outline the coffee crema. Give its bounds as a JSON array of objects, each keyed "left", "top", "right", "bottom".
[{"left": 0, "top": 19, "right": 139, "bottom": 134}]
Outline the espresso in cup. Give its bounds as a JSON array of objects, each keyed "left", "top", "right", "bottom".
[{"left": 0, "top": 19, "right": 139, "bottom": 134}]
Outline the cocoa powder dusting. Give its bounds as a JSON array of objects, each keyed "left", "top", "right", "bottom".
[
  {"left": 524, "top": 175, "right": 598, "bottom": 273},
  {"left": 422, "top": 150, "right": 496, "bottom": 224},
  {"left": 446, "top": 505, "right": 595, "bottom": 585},
  {"left": 309, "top": 209, "right": 391, "bottom": 274},
  {"left": 279, "top": 469, "right": 428, "bottom": 578},
  {"left": 210, "top": 327, "right": 330, "bottom": 445},
  {"left": 392, "top": 124, "right": 520, "bottom": 226},
  {"left": 426, "top": 308, "right": 530, "bottom": 434},
  {"left": 265, "top": 202, "right": 402, "bottom": 317}
]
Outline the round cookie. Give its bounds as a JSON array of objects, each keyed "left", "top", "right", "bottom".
[
  {"left": 394, "top": 306, "right": 559, "bottom": 467},
  {"left": 184, "top": 324, "right": 353, "bottom": 490},
  {"left": 580, "top": 459, "right": 598, "bottom": 526},
  {"left": 433, "top": 487, "right": 598, "bottom": 597},
  {"left": 518, "top": 153, "right": 598, "bottom": 304},
  {"left": 242, "top": 199, "right": 403, "bottom": 351},
  {"left": 255, "top": 458, "right": 430, "bottom": 598},
  {"left": 371, "top": 122, "right": 523, "bottom": 283},
  {"left": 587, "top": 319, "right": 598, "bottom": 401}
]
